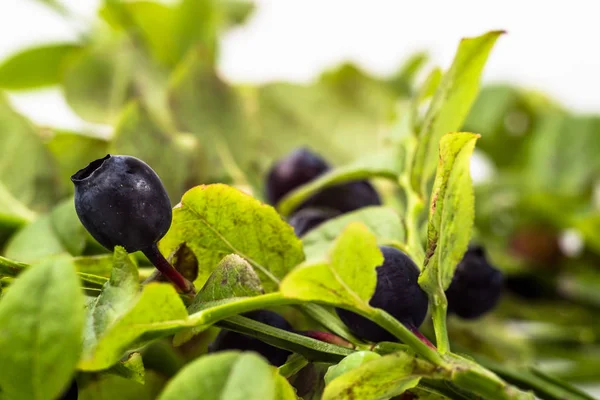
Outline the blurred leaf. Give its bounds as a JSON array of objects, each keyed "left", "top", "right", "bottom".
[
  {"left": 73, "top": 254, "right": 114, "bottom": 277},
  {"left": 277, "top": 151, "right": 399, "bottom": 216},
  {"left": 46, "top": 130, "right": 109, "bottom": 191},
  {"left": 159, "top": 184, "right": 305, "bottom": 291},
  {"left": 0, "top": 181, "right": 36, "bottom": 245},
  {"left": 107, "top": 352, "right": 145, "bottom": 384},
  {"left": 412, "top": 31, "right": 502, "bottom": 196},
  {"left": 4, "top": 198, "right": 85, "bottom": 262},
  {"left": 324, "top": 351, "right": 381, "bottom": 385},
  {"left": 274, "top": 369, "right": 299, "bottom": 400},
  {"left": 302, "top": 206, "right": 405, "bottom": 261},
  {"left": 388, "top": 51, "right": 429, "bottom": 95},
  {"left": 526, "top": 113, "right": 600, "bottom": 196},
  {"left": 79, "top": 370, "right": 167, "bottom": 400},
  {"left": 0, "top": 255, "right": 84, "bottom": 400},
  {"left": 158, "top": 352, "right": 276, "bottom": 400},
  {"left": 0, "top": 94, "right": 64, "bottom": 210},
  {"left": 0, "top": 44, "right": 82, "bottom": 90},
  {"left": 83, "top": 247, "right": 140, "bottom": 356},
  {"left": 322, "top": 352, "right": 442, "bottom": 400},
  {"left": 111, "top": 101, "right": 203, "bottom": 202},
  {"left": 280, "top": 222, "right": 382, "bottom": 310},
  {"left": 63, "top": 40, "right": 134, "bottom": 123},
  {"left": 222, "top": 0, "right": 255, "bottom": 27},
  {"left": 79, "top": 283, "right": 188, "bottom": 371}
]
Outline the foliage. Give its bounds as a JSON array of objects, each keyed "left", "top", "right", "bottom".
[{"left": 0, "top": 1, "right": 599, "bottom": 399}]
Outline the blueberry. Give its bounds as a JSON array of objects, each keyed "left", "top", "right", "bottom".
[
  {"left": 265, "top": 148, "right": 381, "bottom": 213},
  {"left": 336, "top": 246, "right": 429, "bottom": 342},
  {"left": 71, "top": 155, "right": 194, "bottom": 293},
  {"left": 288, "top": 207, "right": 340, "bottom": 237},
  {"left": 209, "top": 310, "right": 293, "bottom": 366},
  {"left": 446, "top": 245, "right": 504, "bottom": 319},
  {"left": 266, "top": 148, "right": 330, "bottom": 206},
  {"left": 57, "top": 380, "right": 78, "bottom": 400}
]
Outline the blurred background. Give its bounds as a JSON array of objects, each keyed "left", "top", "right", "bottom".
[{"left": 1, "top": 0, "right": 600, "bottom": 398}]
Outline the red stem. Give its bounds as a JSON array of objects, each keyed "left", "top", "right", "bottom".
[
  {"left": 142, "top": 244, "right": 196, "bottom": 294},
  {"left": 297, "top": 330, "right": 354, "bottom": 348},
  {"left": 407, "top": 324, "right": 436, "bottom": 349}
]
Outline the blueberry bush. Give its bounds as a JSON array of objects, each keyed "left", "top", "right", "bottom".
[{"left": 0, "top": 1, "right": 599, "bottom": 399}]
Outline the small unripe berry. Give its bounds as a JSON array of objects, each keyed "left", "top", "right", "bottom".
[
  {"left": 446, "top": 245, "right": 503, "bottom": 319},
  {"left": 336, "top": 246, "right": 429, "bottom": 342},
  {"left": 209, "top": 310, "right": 293, "bottom": 366}
]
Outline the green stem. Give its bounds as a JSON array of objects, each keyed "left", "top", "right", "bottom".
[
  {"left": 365, "top": 308, "right": 444, "bottom": 365},
  {"left": 297, "top": 303, "right": 363, "bottom": 345},
  {"left": 431, "top": 293, "right": 450, "bottom": 354},
  {"left": 278, "top": 354, "right": 309, "bottom": 378},
  {"left": 218, "top": 315, "right": 353, "bottom": 363}
]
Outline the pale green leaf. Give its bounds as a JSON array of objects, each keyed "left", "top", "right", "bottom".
[
  {"left": 106, "top": 352, "right": 145, "bottom": 385},
  {"left": 46, "top": 130, "right": 109, "bottom": 191},
  {"left": 83, "top": 247, "right": 140, "bottom": 355},
  {"left": 158, "top": 352, "right": 276, "bottom": 400},
  {"left": 411, "top": 31, "right": 502, "bottom": 196},
  {"left": 280, "top": 222, "right": 382, "bottom": 310},
  {"left": 0, "top": 44, "right": 82, "bottom": 90},
  {"left": 159, "top": 184, "right": 305, "bottom": 291},
  {"left": 63, "top": 41, "right": 134, "bottom": 124},
  {"left": 274, "top": 369, "right": 299, "bottom": 399},
  {"left": 322, "top": 352, "right": 444, "bottom": 400},
  {"left": 4, "top": 198, "right": 86, "bottom": 262},
  {"left": 419, "top": 132, "right": 479, "bottom": 293},
  {"left": 0, "top": 256, "right": 84, "bottom": 400},
  {"left": 0, "top": 94, "right": 64, "bottom": 210},
  {"left": 78, "top": 370, "right": 167, "bottom": 400},
  {"left": 302, "top": 207, "right": 405, "bottom": 260},
  {"left": 79, "top": 283, "right": 188, "bottom": 371},
  {"left": 324, "top": 351, "right": 382, "bottom": 385},
  {"left": 110, "top": 102, "right": 203, "bottom": 202},
  {"left": 73, "top": 254, "right": 114, "bottom": 278}
]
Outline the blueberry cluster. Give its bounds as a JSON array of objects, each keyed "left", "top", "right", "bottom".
[{"left": 266, "top": 148, "right": 381, "bottom": 237}]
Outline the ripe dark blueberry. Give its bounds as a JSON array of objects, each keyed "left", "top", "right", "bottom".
[
  {"left": 57, "top": 380, "right": 78, "bottom": 400},
  {"left": 265, "top": 148, "right": 381, "bottom": 213},
  {"left": 336, "top": 246, "right": 429, "bottom": 342},
  {"left": 288, "top": 207, "right": 340, "bottom": 237},
  {"left": 71, "top": 155, "right": 194, "bottom": 293},
  {"left": 266, "top": 148, "right": 329, "bottom": 206},
  {"left": 446, "top": 245, "right": 504, "bottom": 319},
  {"left": 209, "top": 310, "right": 293, "bottom": 366}
]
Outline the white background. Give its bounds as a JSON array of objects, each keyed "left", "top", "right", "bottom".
[{"left": 1, "top": 0, "right": 600, "bottom": 133}]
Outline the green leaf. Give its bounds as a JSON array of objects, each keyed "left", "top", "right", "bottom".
[
  {"left": 0, "top": 44, "right": 82, "bottom": 90},
  {"left": 0, "top": 255, "right": 84, "bottom": 400},
  {"left": 302, "top": 206, "right": 405, "bottom": 260},
  {"left": 77, "top": 370, "right": 167, "bottom": 400},
  {"left": 0, "top": 94, "right": 64, "bottom": 210},
  {"left": 280, "top": 222, "right": 382, "bottom": 310},
  {"left": 526, "top": 113, "right": 600, "bottom": 196},
  {"left": 107, "top": 352, "right": 146, "bottom": 385},
  {"left": 4, "top": 198, "right": 86, "bottom": 262},
  {"left": 277, "top": 152, "right": 399, "bottom": 216},
  {"left": 420, "top": 133, "right": 479, "bottom": 292},
  {"left": 159, "top": 184, "right": 305, "bottom": 291},
  {"left": 411, "top": 31, "right": 502, "bottom": 196},
  {"left": 46, "top": 130, "right": 109, "bottom": 191},
  {"left": 79, "top": 283, "right": 188, "bottom": 371},
  {"left": 190, "top": 254, "right": 264, "bottom": 312},
  {"left": 419, "top": 132, "right": 478, "bottom": 353},
  {"left": 158, "top": 352, "right": 276, "bottom": 400},
  {"left": 63, "top": 41, "right": 134, "bottom": 124},
  {"left": 73, "top": 254, "right": 115, "bottom": 278},
  {"left": 0, "top": 181, "right": 36, "bottom": 245},
  {"left": 173, "top": 253, "right": 263, "bottom": 345},
  {"left": 274, "top": 369, "right": 299, "bottom": 400},
  {"left": 110, "top": 102, "right": 203, "bottom": 202},
  {"left": 323, "top": 352, "right": 444, "bottom": 400},
  {"left": 83, "top": 247, "right": 140, "bottom": 355},
  {"left": 324, "top": 351, "right": 382, "bottom": 385}
]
